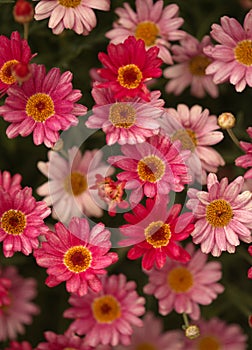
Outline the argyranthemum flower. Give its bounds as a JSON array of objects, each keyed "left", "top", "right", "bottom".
[
  {"left": 33, "top": 217, "right": 118, "bottom": 296},
  {"left": 114, "top": 312, "right": 184, "bottom": 350},
  {"left": 184, "top": 317, "right": 248, "bottom": 350},
  {"left": 0, "top": 266, "right": 39, "bottom": 342},
  {"left": 159, "top": 104, "right": 225, "bottom": 184},
  {"left": 0, "top": 186, "right": 51, "bottom": 257},
  {"left": 0, "top": 31, "right": 34, "bottom": 97},
  {"left": 235, "top": 126, "right": 252, "bottom": 179},
  {"left": 164, "top": 33, "right": 218, "bottom": 98},
  {"left": 108, "top": 134, "right": 191, "bottom": 205},
  {"left": 5, "top": 341, "right": 33, "bottom": 350},
  {"left": 34, "top": 0, "right": 110, "bottom": 35},
  {"left": 35, "top": 330, "right": 89, "bottom": 350},
  {"left": 186, "top": 173, "right": 252, "bottom": 257},
  {"left": 120, "top": 197, "right": 194, "bottom": 270},
  {"left": 37, "top": 146, "right": 111, "bottom": 223},
  {"left": 64, "top": 273, "right": 146, "bottom": 347},
  {"left": 0, "top": 63, "right": 87, "bottom": 148},
  {"left": 0, "top": 170, "right": 22, "bottom": 194},
  {"left": 97, "top": 36, "right": 163, "bottom": 101},
  {"left": 106, "top": 1, "right": 185, "bottom": 64},
  {"left": 204, "top": 10, "right": 252, "bottom": 92},
  {"left": 143, "top": 243, "right": 224, "bottom": 320}
]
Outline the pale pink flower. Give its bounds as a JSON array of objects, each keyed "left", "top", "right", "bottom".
[
  {"left": 37, "top": 146, "right": 111, "bottom": 223},
  {"left": 35, "top": 330, "right": 89, "bottom": 350},
  {"left": 143, "top": 243, "right": 224, "bottom": 320},
  {"left": 184, "top": 317, "right": 248, "bottom": 350},
  {"left": 0, "top": 63, "right": 87, "bottom": 147},
  {"left": 64, "top": 274, "right": 146, "bottom": 347},
  {"left": 0, "top": 186, "right": 51, "bottom": 257},
  {"left": 33, "top": 217, "right": 118, "bottom": 296},
  {"left": 159, "top": 104, "right": 225, "bottom": 184},
  {"left": 0, "top": 266, "right": 39, "bottom": 342},
  {"left": 5, "top": 341, "right": 33, "bottom": 350},
  {"left": 106, "top": 1, "right": 185, "bottom": 64},
  {"left": 164, "top": 33, "right": 218, "bottom": 98},
  {"left": 235, "top": 126, "right": 252, "bottom": 179},
  {"left": 0, "top": 170, "right": 22, "bottom": 193},
  {"left": 204, "top": 10, "right": 252, "bottom": 92},
  {"left": 187, "top": 173, "right": 252, "bottom": 257},
  {"left": 34, "top": 0, "right": 110, "bottom": 35}
]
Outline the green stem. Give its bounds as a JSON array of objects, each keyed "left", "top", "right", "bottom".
[
  {"left": 226, "top": 128, "right": 242, "bottom": 150},
  {"left": 23, "top": 22, "right": 29, "bottom": 41},
  {"left": 182, "top": 312, "right": 190, "bottom": 329}
]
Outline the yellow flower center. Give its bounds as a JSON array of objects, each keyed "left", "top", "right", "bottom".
[
  {"left": 63, "top": 245, "right": 92, "bottom": 273},
  {"left": 64, "top": 171, "right": 87, "bottom": 196},
  {"left": 189, "top": 55, "right": 211, "bottom": 76},
  {"left": 117, "top": 64, "right": 143, "bottom": 89},
  {"left": 197, "top": 336, "right": 220, "bottom": 350},
  {"left": 171, "top": 128, "right": 197, "bottom": 151},
  {"left": 109, "top": 103, "right": 136, "bottom": 128},
  {"left": 58, "top": 0, "right": 81, "bottom": 7},
  {"left": 63, "top": 348, "right": 77, "bottom": 350},
  {"left": 1, "top": 209, "right": 26, "bottom": 235},
  {"left": 136, "top": 343, "right": 156, "bottom": 350},
  {"left": 135, "top": 21, "right": 159, "bottom": 46},
  {"left": 206, "top": 199, "right": 233, "bottom": 227},
  {"left": 234, "top": 39, "right": 252, "bottom": 66},
  {"left": 137, "top": 155, "right": 165, "bottom": 183},
  {"left": 25, "top": 93, "right": 55, "bottom": 122},
  {"left": 92, "top": 295, "right": 121, "bottom": 323},
  {"left": 167, "top": 267, "right": 193, "bottom": 293},
  {"left": 0, "top": 59, "right": 18, "bottom": 85},
  {"left": 144, "top": 221, "right": 171, "bottom": 248}
]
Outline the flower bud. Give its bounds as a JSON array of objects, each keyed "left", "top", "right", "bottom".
[
  {"left": 218, "top": 112, "right": 236, "bottom": 129},
  {"left": 11, "top": 62, "right": 32, "bottom": 83},
  {"left": 185, "top": 324, "right": 200, "bottom": 339},
  {"left": 13, "top": 0, "right": 34, "bottom": 24}
]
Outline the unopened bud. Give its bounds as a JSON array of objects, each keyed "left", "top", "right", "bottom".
[
  {"left": 185, "top": 325, "right": 200, "bottom": 339},
  {"left": 218, "top": 112, "right": 236, "bottom": 129},
  {"left": 11, "top": 62, "right": 32, "bottom": 83},
  {"left": 13, "top": 0, "right": 34, "bottom": 24}
]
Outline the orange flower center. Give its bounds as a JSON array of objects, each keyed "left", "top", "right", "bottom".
[
  {"left": 189, "top": 55, "right": 211, "bottom": 75},
  {"left": 109, "top": 103, "right": 136, "bottom": 128},
  {"left": 0, "top": 59, "right": 19, "bottom": 85},
  {"left": 137, "top": 155, "right": 165, "bottom": 183},
  {"left": 167, "top": 267, "right": 193, "bottom": 292},
  {"left": 234, "top": 39, "right": 252, "bottom": 66},
  {"left": 144, "top": 221, "right": 171, "bottom": 248},
  {"left": 64, "top": 171, "right": 87, "bottom": 196},
  {"left": 1, "top": 209, "right": 26, "bottom": 235},
  {"left": 136, "top": 343, "right": 156, "bottom": 350},
  {"left": 117, "top": 64, "right": 143, "bottom": 89},
  {"left": 206, "top": 199, "right": 233, "bottom": 227},
  {"left": 171, "top": 128, "right": 197, "bottom": 151},
  {"left": 26, "top": 93, "right": 55, "bottom": 122},
  {"left": 92, "top": 295, "right": 121, "bottom": 323},
  {"left": 63, "top": 245, "right": 92, "bottom": 273},
  {"left": 197, "top": 335, "right": 220, "bottom": 350},
  {"left": 135, "top": 21, "right": 159, "bottom": 46},
  {"left": 58, "top": 0, "right": 81, "bottom": 7}
]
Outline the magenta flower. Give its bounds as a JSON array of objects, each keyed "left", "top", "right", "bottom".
[
  {"left": 35, "top": 330, "right": 88, "bottom": 350},
  {"left": 0, "top": 31, "right": 34, "bottom": 97},
  {"left": 0, "top": 63, "right": 87, "bottom": 147},
  {"left": 0, "top": 266, "right": 39, "bottom": 342},
  {"left": 106, "top": 1, "right": 185, "bottom": 64},
  {"left": 187, "top": 173, "right": 252, "bottom": 257},
  {"left": 34, "top": 217, "right": 118, "bottom": 296},
  {"left": 64, "top": 274, "right": 146, "bottom": 347},
  {"left": 164, "top": 33, "right": 218, "bottom": 98},
  {"left": 97, "top": 36, "right": 163, "bottom": 101},
  {"left": 0, "top": 170, "right": 22, "bottom": 194},
  {"left": 5, "top": 341, "right": 33, "bottom": 350},
  {"left": 235, "top": 126, "right": 252, "bottom": 179},
  {"left": 0, "top": 186, "right": 51, "bottom": 257},
  {"left": 120, "top": 197, "right": 194, "bottom": 270},
  {"left": 34, "top": 0, "right": 110, "bottom": 35},
  {"left": 108, "top": 134, "right": 191, "bottom": 205},
  {"left": 204, "top": 10, "right": 252, "bottom": 92},
  {"left": 143, "top": 243, "right": 224, "bottom": 320}
]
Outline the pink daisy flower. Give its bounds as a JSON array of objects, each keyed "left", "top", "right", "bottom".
[
  {"left": 186, "top": 173, "right": 252, "bottom": 257},
  {"left": 86, "top": 85, "right": 164, "bottom": 145},
  {"left": 114, "top": 312, "right": 184, "bottom": 350},
  {"left": 34, "top": 0, "right": 110, "bottom": 35},
  {"left": 204, "top": 10, "right": 252, "bottom": 92},
  {"left": 35, "top": 330, "right": 88, "bottom": 350},
  {"left": 184, "top": 317, "right": 248, "bottom": 350},
  {"left": 64, "top": 273, "right": 146, "bottom": 347},
  {"left": 143, "top": 243, "right": 224, "bottom": 320},
  {"left": 37, "top": 146, "right": 110, "bottom": 223},
  {"left": 33, "top": 216, "right": 118, "bottom": 296},
  {"left": 0, "top": 266, "right": 39, "bottom": 342},
  {"left": 0, "top": 170, "right": 22, "bottom": 194},
  {"left": 235, "top": 126, "right": 252, "bottom": 179},
  {"left": 120, "top": 197, "right": 194, "bottom": 270},
  {"left": 0, "top": 31, "right": 34, "bottom": 97},
  {"left": 164, "top": 33, "right": 218, "bottom": 98},
  {"left": 159, "top": 104, "right": 225, "bottom": 184},
  {"left": 0, "top": 63, "right": 87, "bottom": 147},
  {"left": 0, "top": 186, "right": 51, "bottom": 257},
  {"left": 108, "top": 134, "right": 191, "bottom": 205},
  {"left": 106, "top": 1, "right": 185, "bottom": 64},
  {"left": 97, "top": 36, "right": 163, "bottom": 101},
  {"left": 248, "top": 245, "right": 252, "bottom": 278},
  {"left": 5, "top": 341, "right": 33, "bottom": 350}
]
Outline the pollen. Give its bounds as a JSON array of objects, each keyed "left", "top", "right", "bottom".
[
  {"left": 206, "top": 199, "right": 233, "bottom": 227},
  {"left": 171, "top": 128, "right": 197, "bottom": 151},
  {"left": 137, "top": 155, "right": 165, "bottom": 183},
  {"left": 189, "top": 55, "right": 211, "bottom": 76},
  {"left": 109, "top": 103, "right": 136, "bottom": 128},
  {"left": 63, "top": 245, "right": 92, "bottom": 273},
  {"left": 25, "top": 93, "right": 55, "bottom": 122},
  {"left": 117, "top": 64, "right": 143, "bottom": 89},
  {"left": 64, "top": 171, "right": 87, "bottom": 196},
  {"left": 144, "top": 221, "right": 171, "bottom": 248},
  {"left": 1, "top": 209, "right": 26, "bottom": 235},
  {"left": 135, "top": 21, "right": 159, "bottom": 46},
  {"left": 234, "top": 39, "right": 252, "bottom": 66},
  {"left": 168, "top": 267, "right": 193, "bottom": 293},
  {"left": 92, "top": 295, "right": 121, "bottom": 323},
  {"left": 58, "top": 0, "right": 81, "bottom": 7},
  {"left": 197, "top": 336, "right": 220, "bottom": 350},
  {"left": 0, "top": 59, "right": 19, "bottom": 85}
]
